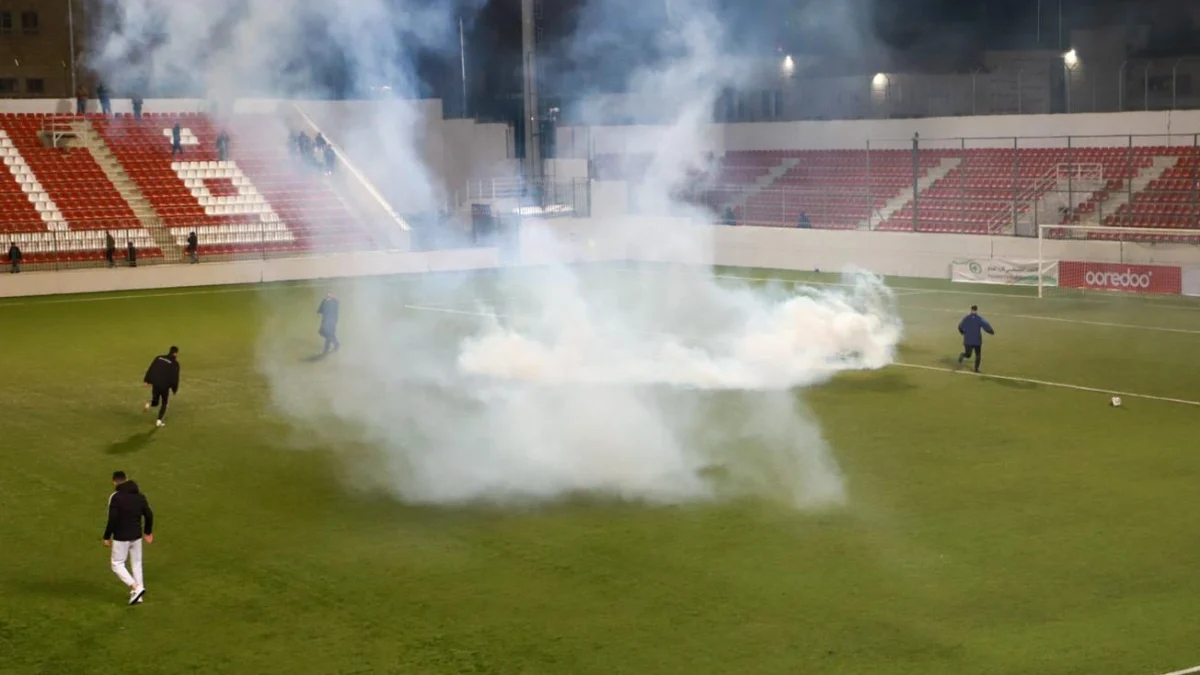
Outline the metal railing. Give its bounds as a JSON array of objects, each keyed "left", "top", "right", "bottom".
[
  {"left": 669, "top": 133, "right": 1200, "bottom": 237},
  {"left": 458, "top": 177, "right": 591, "bottom": 217}
]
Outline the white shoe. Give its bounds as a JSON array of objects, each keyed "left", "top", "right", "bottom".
[
  {"left": 143, "top": 402, "right": 150, "bottom": 412},
  {"left": 129, "top": 587, "right": 145, "bottom": 605},
  {"left": 155, "top": 419, "right": 164, "bottom": 428}
]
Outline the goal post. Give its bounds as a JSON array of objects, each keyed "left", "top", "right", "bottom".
[{"left": 1036, "top": 223, "right": 1200, "bottom": 299}]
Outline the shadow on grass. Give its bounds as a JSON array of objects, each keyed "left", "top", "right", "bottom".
[
  {"left": 301, "top": 353, "right": 327, "bottom": 363},
  {"left": 106, "top": 430, "right": 156, "bottom": 455},
  {"left": 14, "top": 577, "right": 111, "bottom": 601}
]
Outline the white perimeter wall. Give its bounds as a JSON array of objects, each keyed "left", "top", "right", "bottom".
[
  {"left": 558, "top": 110, "right": 1200, "bottom": 156},
  {"left": 538, "top": 218, "right": 1200, "bottom": 278},
  {"left": 3, "top": 221, "right": 1197, "bottom": 300}
]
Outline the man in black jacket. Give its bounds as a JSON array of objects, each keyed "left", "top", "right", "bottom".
[
  {"left": 142, "top": 346, "right": 180, "bottom": 427},
  {"left": 7, "top": 242, "right": 20, "bottom": 273},
  {"left": 104, "top": 232, "right": 116, "bottom": 268},
  {"left": 104, "top": 470, "right": 154, "bottom": 605}
]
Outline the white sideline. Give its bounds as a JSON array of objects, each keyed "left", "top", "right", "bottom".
[
  {"left": 401, "top": 303, "right": 1200, "bottom": 409},
  {"left": 894, "top": 363, "right": 1200, "bottom": 407},
  {"left": 902, "top": 305, "right": 1200, "bottom": 335},
  {"left": 1158, "top": 666, "right": 1200, "bottom": 675}
]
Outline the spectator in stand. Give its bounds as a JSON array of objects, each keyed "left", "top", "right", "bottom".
[
  {"left": 126, "top": 241, "right": 137, "bottom": 268},
  {"left": 323, "top": 145, "right": 336, "bottom": 175},
  {"left": 723, "top": 206, "right": 736, "bottom": 226},
  {"left": 97, "top": 83, "right": 111, "bottom": 116},
  {"left": 186, "top": 231, "right": 199, "bottom": 263},
  {"left": 7, "top": 242, "right": 20, "bottom": 273},
  {"left": 76, "top": 85, "right": 88, "bottom": 115},
  {"left": 314, "top": 133, "right": 327, "bottom": 151},
  {"left": 297, "top": 132, "right": 311, "bottom": 165},
  {"left": 216, "top": 132, "right": 230, "bottom": 161},
  {"left": 797, "top": 211, "right": 812, "bottom": 229},
  {"left": 105, "top": 232, "right": 116, "bottom": 268},
  {"left": 132, "top": 95, "right": 144, "bottom": 121},
  {"left": 171, "top": 123, "right": 182, "bottom": 156}
]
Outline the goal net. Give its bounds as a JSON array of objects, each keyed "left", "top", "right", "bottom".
[{"left": 1036, "top": 224, "right": 1200, "bottom": 299}]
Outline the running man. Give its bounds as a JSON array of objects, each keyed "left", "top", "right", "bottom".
[
  {"left": 957, "top": 305, "right": 995, "bottom": 373},
  {"left": 142, "top": 346, "right": 181, "bottom": 427}
]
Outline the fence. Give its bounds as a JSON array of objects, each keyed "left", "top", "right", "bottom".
[
  {"left": 686, "top": 133, "right": 1200, "bottom": 237},
  {"left": 703, "top": 57, "right": 1200, "bottom": 123}
]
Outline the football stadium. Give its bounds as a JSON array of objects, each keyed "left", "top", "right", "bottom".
[{"left": 2, "top": 1, "right": 1200, "bottom": 674}]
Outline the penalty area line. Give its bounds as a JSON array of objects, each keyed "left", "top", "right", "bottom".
[{"left": 895, "top": 362, "right": 1200, "bottom": 408}]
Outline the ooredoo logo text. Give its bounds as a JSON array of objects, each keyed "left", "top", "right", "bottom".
[{"left": 1084, "top": 269, "right": 1152, "bottom": 289}]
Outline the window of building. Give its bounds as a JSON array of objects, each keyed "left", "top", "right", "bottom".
[
  {"left": 0, "top": 12, "right": 13, "bottom": 34},
  {"left": 0, "top": 79, "right": 18, "bottom": 95},
  {"left": 20, "top": 11, "right": 38, "bottom": 35},
  {"left": 25, "top": 78, "right": 44, "bottom": 95}
]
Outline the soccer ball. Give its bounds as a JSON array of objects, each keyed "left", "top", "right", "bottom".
[{"left": 1111, "top": 396, "right": 1122, "bottom": 407}]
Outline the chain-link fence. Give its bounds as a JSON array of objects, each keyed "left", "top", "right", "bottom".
[{"left": 711, "top": 57, "right": 1200, "bottom": 122}]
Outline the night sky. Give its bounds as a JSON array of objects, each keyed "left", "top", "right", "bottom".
[{"left": 419, "top": 0, "right": 1197, "bottom": 117}]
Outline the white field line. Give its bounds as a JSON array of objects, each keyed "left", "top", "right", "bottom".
[
  {"left": 902, "top": 305, "right": 1200, "bottom": 335},
  {"left": 1158, "top": 665, "right": 1200, "bottom": 675},
  {"left": 401, "top": 303, "right": 1200, "bottom": 408}
]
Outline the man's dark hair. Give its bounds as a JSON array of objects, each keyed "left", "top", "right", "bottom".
[
  {"left": 971, "top": 305, "right": 978, "bottom": 311},
  {"left": 112, "top": 470, "right": 127, "bottom": 481},
  {"left": 168, "top": 346, "right": 179, "bottom": 355}
]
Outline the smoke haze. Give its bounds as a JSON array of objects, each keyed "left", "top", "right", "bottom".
[{"left": 90, "top": 0, "right": 903, "bottom": 508}]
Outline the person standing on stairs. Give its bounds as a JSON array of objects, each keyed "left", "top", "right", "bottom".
[
  {"left": 132, "top": 95, "right": 144, "bottom": 121},
  {"left": 171, "top": 123, "right": 183, "bottom": 156},
  {"left": 97, "top": 83, "right": 111, "bottom": 116}
]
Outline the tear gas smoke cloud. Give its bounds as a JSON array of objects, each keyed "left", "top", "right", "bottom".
[{"left": 93, "top": 0, "right": 903, "bottom": 508}]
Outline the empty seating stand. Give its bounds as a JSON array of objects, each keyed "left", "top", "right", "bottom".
[
  {"left": 596, "top": 146, "right": 1200, "bottom": 240},
  {"left": 93, "top": 112, "right": 374, "bottom": 258},
  {"left": 0, "top": 114, "right": 159, "bottom": 266}
]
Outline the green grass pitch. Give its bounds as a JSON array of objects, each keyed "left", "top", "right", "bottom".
[{"left": 2, "top": 264, "right": 1199, "bottom": 675}]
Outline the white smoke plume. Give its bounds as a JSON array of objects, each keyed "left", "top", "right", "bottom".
[{"left": 91, "top": 0, "right": 904, "bottom": 508}]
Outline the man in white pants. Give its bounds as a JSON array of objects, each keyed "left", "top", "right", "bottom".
[{"left": 103, "top": 471, "right": 155, "bottom": 605}]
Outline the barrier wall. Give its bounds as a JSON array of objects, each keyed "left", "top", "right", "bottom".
[
  {"left": 0, "top": 249, "right": 500, "bottom": 299},
  {"left": 557, "top": 110, "right": 1200, "bottom": 157},
  {"left": 3, "top": 220, "right": 1198, "bottom": 299}
]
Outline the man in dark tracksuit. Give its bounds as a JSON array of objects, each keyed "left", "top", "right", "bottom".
[
  {"left": 318, "top": 293, "right": 340, "bottom": 355},
  {"left": 103, "top": 470, "right": 154, "bottom": 605},
  {"left": 957, "top": 305, "right": 995, "bottom": 373},
  {"left": 7, "top": 242, "right": 20, "bottom": 273},
  {"left": 186, "top": 231, "right": 199, "bottom": 263},
  {"left": 142, "top": 346, "right": 180, "bottom": 427},
  {"left": 105, "top": 232, "right": 116, "bottom": 268}
]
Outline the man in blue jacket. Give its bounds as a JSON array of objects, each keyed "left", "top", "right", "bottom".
[{"left": 957, "top": 305, "right": 995, "bottom": 373}]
